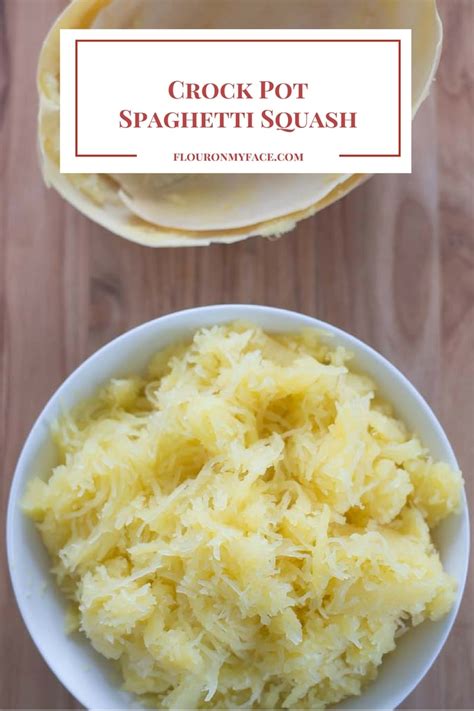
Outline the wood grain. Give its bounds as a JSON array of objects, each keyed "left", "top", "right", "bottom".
[{"left": 0, "top": 0, "right": 473, "bottom": 708}]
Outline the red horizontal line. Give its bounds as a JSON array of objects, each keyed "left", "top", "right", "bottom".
[
  {"left": 76, "top": 154, "right": 138, "bottom": 158},
  {"left": 77, "top": 39, "right": 400, "bottom": 43},
  {"left": 339, "top": 154, "right": 401, "bottom": 158}
]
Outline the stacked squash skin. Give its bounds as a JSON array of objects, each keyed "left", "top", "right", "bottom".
[{"left": 38, "top": 0, "right": 442, "bottom": 246}]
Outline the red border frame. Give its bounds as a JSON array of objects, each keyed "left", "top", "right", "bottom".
[{"left": 74, "top": 38, "right": 402, "bottom": 160}]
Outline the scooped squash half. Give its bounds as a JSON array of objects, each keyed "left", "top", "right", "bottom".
[{"left": 38, "top": 0, "right": 442, "bottom": 247}]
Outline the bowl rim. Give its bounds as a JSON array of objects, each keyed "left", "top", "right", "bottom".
[{"left": 6, "top": 304, "right": 470, "bottom": 710}]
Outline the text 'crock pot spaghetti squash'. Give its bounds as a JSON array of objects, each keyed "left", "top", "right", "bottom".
[{"left": 23, "top": 324, "right": 463, "bottom": 709}]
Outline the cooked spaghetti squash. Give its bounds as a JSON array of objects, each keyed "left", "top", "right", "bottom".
[{"left": 23, "top": 323, "right": 463, "bottom": 709}]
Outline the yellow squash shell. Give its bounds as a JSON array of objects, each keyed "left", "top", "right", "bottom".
[{"left": 38, "top": 0, "right": 442, "bottom": 247}]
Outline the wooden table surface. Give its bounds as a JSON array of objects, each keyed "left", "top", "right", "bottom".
[{"left": 1, "top": 1, "right": 473, "bottom": 708}]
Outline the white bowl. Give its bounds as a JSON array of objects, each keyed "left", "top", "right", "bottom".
[{"left": 7, "top": 305, "right": 470, "bottom": 710}]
